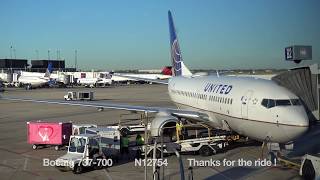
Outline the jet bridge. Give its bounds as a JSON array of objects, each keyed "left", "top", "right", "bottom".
[{"left": 272, "top": 64, "right": 319, "bottom": 121}]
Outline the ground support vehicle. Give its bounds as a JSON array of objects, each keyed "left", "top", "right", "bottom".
[
  {"left": 64, "top": 91, "right": 94, "bottom": 101},
  {"left": 140, "top": 126, "right": 237, "bottom": 157},
  {"left": 85, "top": 126, "right": 121, "bottom": 161},
  {"left": 27, "top": 121, "right": 72, "bottom": 150},
  {"left": 300, "top": 154, "right": 320, "bottom": 180},
  {"left": 55, "top": 134, "right": 113, "bottom": 174},
  {"left": 72, "top": 124, "right": 97, "bottom": 135}
]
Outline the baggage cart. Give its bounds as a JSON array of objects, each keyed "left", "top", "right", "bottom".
[{"left": 27, "top": 121, "right": 72, "bottom": 150}]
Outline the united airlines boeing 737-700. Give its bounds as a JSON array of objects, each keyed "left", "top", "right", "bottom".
[{"left": 1, "top": 11, "right": 309, "bottom": 144}]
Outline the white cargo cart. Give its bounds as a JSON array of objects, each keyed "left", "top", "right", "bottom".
[
  {"left": 141, "top": 125, "right": 235, "bottom": 158},
  {"left": 85, "top": 126, "right": 121, "bottom": 161},
  {"left": 72, "top": 124, "right": 97, "bottom": 135},
  {"left": 64, "top": 91, "right": 94, "bottom": 101}
]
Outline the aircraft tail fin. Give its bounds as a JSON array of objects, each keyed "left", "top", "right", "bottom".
[
  {"left": 44, "top": 62, "right": 53, "bottom": 77},
  {"left": 168, "top": 10, "right": 192, "bottom": 77}
]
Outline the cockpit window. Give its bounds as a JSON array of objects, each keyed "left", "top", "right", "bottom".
[
  {"left": 261, "top": 99, "right": 268, "bottom": 108},
  {"left": 261, "top": 99, "right": 275, "bottom": 108},
  {"left": 291, "top": 99, "right": 302, "bottom": 105},
  {"left": 275, "top": 100, "right": 291, "bottom": 106},
  {"left": 261, "top": 98, "right": 302, "bottom": 108},
  {"left": 269, "top": 99, "right": 275, "bottom": 108}
]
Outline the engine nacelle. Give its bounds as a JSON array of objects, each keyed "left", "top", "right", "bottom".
[{"left": 150, "top": 112, "right": 178, "bottom": 137}]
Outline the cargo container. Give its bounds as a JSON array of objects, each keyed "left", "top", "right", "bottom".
[
  {"left": 85, "top": 126, "right": 121, "bottom": 160},
  {"left": 64, "top": 91, "right": 94, "bottom": 101},
  {"left": 27, "top": 121, "right": 72, "bottom": 150}
]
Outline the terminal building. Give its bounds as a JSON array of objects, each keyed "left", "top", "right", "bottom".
[
  {"left": 0, "top": 59, "right": 28, "bottom": 70},
  {"left": 31, "top": 60, "right": 65, "bottom": 72},
  {"left": 0, "top": 59, "right": 75, "bottom": 73}
]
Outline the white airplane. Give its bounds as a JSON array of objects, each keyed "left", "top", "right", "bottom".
[
  {"left": 77, "top": 78, "right": 102, "bottom": 87},
  {"left": 77, "top": 73, "right": 112, "bottom": 87},
  {"left": 111, "top": 67, "right": 172, "bottom": 84},
  {"left": 18, "top": 63, "right": 53, "bottom": 89},
  {"left": 1, "top": 11, "right": 309, "bottom": 144},
  {"left": 111, "top": 73, "right": 171, "bottom": 84}
]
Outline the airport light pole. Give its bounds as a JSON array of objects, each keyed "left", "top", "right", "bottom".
[
  {"left": 75, "top": 50, "right": 78, "bottom": 71},
  {"left": 48, "top": 49, "right": 50, "bottom": 60},
  {"left": 13, "top": 48, "right": 16, "bottom": 59},
  {"left": 10, "top": 46, "right": 13, "bottom": 59},
  {"left": 35, "top": 50, "right": 39, "bottom": 60},
  {"left": 10, "top": 46, "right": 13, "bottom": 71}
]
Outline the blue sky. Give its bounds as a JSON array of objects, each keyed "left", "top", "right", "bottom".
[{"left": 0, "top": 0, "right": 319, "bottom": 70}]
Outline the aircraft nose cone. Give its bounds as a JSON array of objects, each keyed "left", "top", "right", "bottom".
[
  {"left": 293, "top": 108, "right": 309, "bottom": 127},
  {"left": 283, "top": 107, "right": 309, "bottom": 141}
]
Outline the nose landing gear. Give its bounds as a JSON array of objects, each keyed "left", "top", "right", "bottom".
[{"left": 261, "top": 136, "right": 279, "bottom": 165}]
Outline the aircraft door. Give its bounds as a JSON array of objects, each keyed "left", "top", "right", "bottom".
[{"left": 241, "top": 90, "right": 253, "bottom": 119}]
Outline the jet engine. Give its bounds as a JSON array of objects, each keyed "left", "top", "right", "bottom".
[{"left": 150, "top": 112, "right": 178, "bottom": 137}]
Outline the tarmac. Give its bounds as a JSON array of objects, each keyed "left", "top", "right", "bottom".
[{"left": 0, "top": 85, "right": 303, "bottom": 180}]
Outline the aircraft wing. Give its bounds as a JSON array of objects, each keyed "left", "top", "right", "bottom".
[
  {"left": 113, "top": 74, "right": 169, "bottom": 85},
  {"left": 1, "top": 96, "right": 210, "bottom": 123}
]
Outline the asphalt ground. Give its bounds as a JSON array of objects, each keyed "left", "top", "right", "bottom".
[{"left": 0, "top": 85, "right": 302, "bottom": 180}]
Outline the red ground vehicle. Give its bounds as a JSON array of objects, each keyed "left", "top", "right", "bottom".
[{"left": 27, "top": 121, "right": 72, "bottom": 150}]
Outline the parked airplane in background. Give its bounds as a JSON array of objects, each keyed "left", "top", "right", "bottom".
[
  {"left": 77, "top": 73, "right": 112, "bottom": 87},
  {"left": 111, "top": 72, "right": 171, "bottom": 84},
  {"left": 18, "top": 63, "right": 53, "bottom": 89},
  {"left": 2, "top": 11, "right": 309, "bottom": 144},
  {"left": 110, "top": 66, "right": 172, "bottom": 84}
]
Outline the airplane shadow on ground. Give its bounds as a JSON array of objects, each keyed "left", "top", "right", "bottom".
[
  {"left": 79, "top": 140, "right": 266, "bottom": 175},
  {"left": 223, "top": 140, "right": 262, "bottom": 152},
  {"left": 288, "top": 121, "right": 320, "bottom": 157}
]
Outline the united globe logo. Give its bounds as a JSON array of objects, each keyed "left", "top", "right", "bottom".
[{"left": 171, "top": 39, "right": 182, "bottom": 76}]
